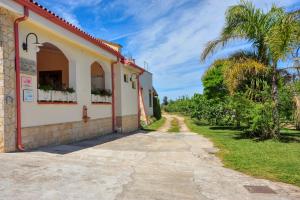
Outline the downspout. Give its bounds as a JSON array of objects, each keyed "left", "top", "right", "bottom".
[
  {"left": 14, "top": 6, "right": 29, "bottom": 151},
  {"left": 111, "top": 60, "right": 118, "bottom": 132}
]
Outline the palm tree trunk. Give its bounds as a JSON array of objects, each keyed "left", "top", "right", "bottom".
[{"left": 271, "top": 64, "right": 280, "bottom": 137}]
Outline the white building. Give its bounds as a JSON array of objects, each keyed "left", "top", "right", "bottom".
[
  {"left": 0, "top": 0, "right": 155, "bottom": 152},
  {"left": 139, "top": 71, "right": 154, "bottom": 123}
]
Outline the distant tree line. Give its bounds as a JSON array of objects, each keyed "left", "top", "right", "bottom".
[{"left": 165, "top": 1, "right": 300, "bottom": 139}]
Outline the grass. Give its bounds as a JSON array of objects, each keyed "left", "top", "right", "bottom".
[
  {"left": 168, "top": 118, "right": 180, "bottom": 132},
  {"left": 142, "top": 117, "right": 166, "bottom": 131},
  {"left": 185, "top": 117, "right": 300, "bottom": 187}
]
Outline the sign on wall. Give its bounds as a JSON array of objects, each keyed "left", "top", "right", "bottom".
[
  {"left": 20, "top": 57, "right": 36, "bottom": 75},
  {"left": 21, "top": 76, "right": 33, "bottom": 88},
  {"left": 23, "top": 89, "right": 34, "bottom": 102}
]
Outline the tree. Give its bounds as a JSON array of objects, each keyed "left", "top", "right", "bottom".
[
  {"left": 153, "top": 96, "right": 162, "bottom": 120},
  {"left": 202, "top": 59, "right": 229, "bottom": 99},
  {"left": 201, "top": 0, "right": 300, "bottom": 137},
  {"left": 223, "top": 58, "right": 269, "bottom": 98},
  {"left": 162, "top": 96, "right": 169, "bottom": 106}
]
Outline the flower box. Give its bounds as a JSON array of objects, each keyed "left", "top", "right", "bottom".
[
  {"left": 38, "top": 89, "right": 51, "bottom": 101},
  {"left": 91, "top": 94, "right": 102, "bottom": 103},
  {"left": 52, "top": 91, "right": 67, "bottom": 102},
  {"left": 68, "top": 92, "right": 77, "bottom": 102},
  {"left": 99, "top": 96, "right": 106, "bottom": 102},
  {"left": 91, "top": 94, "right": 95, "bottom": 102},
  {"left": 106, "top": 96, "right": 112, "bottom": 103},
  {"left": 91, "top": 94, "right": 112, "bottom": 103}
]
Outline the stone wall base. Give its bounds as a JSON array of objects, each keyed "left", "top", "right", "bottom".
[
  {"left": 0, "top": 7, "right": 18, "bottom": 153},
  {"left": 21, "top": 117, "right": 112, "bottom": 150},
  {"left": 116, "top": 114, "right": 138, "bottom": 133}
]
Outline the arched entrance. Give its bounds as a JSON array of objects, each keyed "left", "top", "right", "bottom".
[
  {"left": 91, "top": 61, "right": 105, "bottom": 90},
  {"left": 37, "top": 42, "right": 69, "bottom": 90}
]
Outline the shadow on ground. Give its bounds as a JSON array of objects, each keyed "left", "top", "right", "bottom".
[
  {"left": 142, "top": 128, "right": 157, "bottom": 132},
  {"left": 209, "top": 126, "right": 244, "bottom": 131},
  {"left": 278, "top": 130, "right": 300, "bottom": 143},
  {"left": 33, "top": 131, "right": 149, "bottom": 155},
  {"left": 209, "top": 126, "right": 300, "bottom": 143}
]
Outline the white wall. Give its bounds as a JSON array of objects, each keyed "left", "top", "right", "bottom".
[
  {"left": 114, "top": 63, "right": 123, "bottom": 117},
  {"left": 120, "top": 66, "right": 139, "bottom": 116},
  {"left": 114, "top": 64, "right": 141, "bottom": 118},
  {"left": 19, "top": 22, "right": 114, "bottom": 127},
  {"left": 140, "top": 71, "right": 153, "bottom": 116},
  {"left": 2, "top": 2, "right": 143, "bottom": 127}
]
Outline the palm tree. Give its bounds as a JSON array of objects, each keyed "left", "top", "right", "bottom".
[{"left": 201, "top": 0, "right": 300, "bottom": 137}]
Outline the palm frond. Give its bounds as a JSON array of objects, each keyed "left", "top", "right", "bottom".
[
  {"left": 228, "top": 50, "right": 259, "bottom": 61},
  {"left": 223, "top": 59, "right": 268, "bottom": 95},
  {"left": 266, "top": 12, "right": 300, "bottom": 62},
  {"left": 200, "top": 0, "right": 269, "bottom": 63}
]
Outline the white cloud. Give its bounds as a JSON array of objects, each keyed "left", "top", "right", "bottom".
[
  {"left": 119, "top": 0, "right": 299, "bottom": 99},
  {"left": 53, "top": 0, "right": 102, "bottom": 8},
  {"left": 36, "top": 0, "right": 300, "bottom": 99},
  {"left": 52, "top": 7, "right": 81, "bottom": 28},
  {"left": 37, "top": 0, "right": 102, "bottom": 28}
]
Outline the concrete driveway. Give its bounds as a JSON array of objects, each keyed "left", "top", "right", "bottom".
[{"left": 0, "top": 127, "right": 300, "bottom": 199}]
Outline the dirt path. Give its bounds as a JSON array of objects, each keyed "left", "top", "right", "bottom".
[
  {"left": 0, "top": 121, "right": 299, "bottom": 199},
  {"left": 158, "top": 113, "right": 190, "bottom": 132}
]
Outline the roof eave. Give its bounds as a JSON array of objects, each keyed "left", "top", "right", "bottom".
[{"left": 13, "top": 0, "right": 124, "bottom": 59}]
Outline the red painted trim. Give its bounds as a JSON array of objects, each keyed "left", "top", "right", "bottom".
[
  {"left": 140, "top": 87, "right": 148, "bottom": 124},
  {"left": 122, "top": 59, "right": 145, "bottom": 72},
  {"left": 92, "top": 102, "right": 112, "bottom": 105},
  {"left": 37, "top": 101, "right": 77, "bottom": 105},
  {"left": 13, "top": 0, "right": 124, "bottom": 59},
  {"left": 14, "top": 6, "right": 29, "bottom": 151},
  {"left": 111, "top": 61, "right": 118, "bottom": 132}
]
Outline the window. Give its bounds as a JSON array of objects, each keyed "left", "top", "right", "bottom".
[
  {"left": 37, "top": 43, "right": 69, "bottom": 90},
  {"left": 132, "top": 81, "right": 136, "bottom": 89},
  {"left": 124, "top": 74, "right": 129, "bottom": 83},
  {"left": 91, "top": 62, "right": 105, "bottom": 91},
  {"left": 39, "top": 71, "right": 62, "bottom": 89},
  {"left": 149, "top": 90, "right": 152, "bottom": 107}
]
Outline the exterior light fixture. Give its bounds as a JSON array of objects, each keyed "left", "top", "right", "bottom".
[
  {"left": 130, "top": 73, "right": 139, "bottom": 82},
  {"left": 22, "top": 32, "right": 41, "bottom": 52}
]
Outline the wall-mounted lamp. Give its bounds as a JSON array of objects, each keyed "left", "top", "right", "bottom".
[
  {"left": 22, "top": 32, "right": 41, "bottom": 52},
  {"left": 130, "top": 73, "right": 139, "bottom": 82}
]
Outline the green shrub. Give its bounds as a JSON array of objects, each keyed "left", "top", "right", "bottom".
[
  {"left": 245, "top": 101, "right": 274, "bottom": 139},
  {"left": 65, "top": 87, "right": 75, "bottom": 93},
  {"left": 91, "top": 89, "right": 112, "bottom": 96},
  {"left": 39, "top": 84, "right": 54, "bottom": 91},
  {"left": 153, "top": 97, "right": 161, "bottom": 120}
]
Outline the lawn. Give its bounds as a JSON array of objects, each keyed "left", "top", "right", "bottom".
[
  {"left": 142, "top": 117, "right": 166, "bottom": 131},
  {"left": 185, "top": 118, "right": 300, "bottom": 187},
  {"left": 168, "top": 118, "right": 180, "bottom": 132}
]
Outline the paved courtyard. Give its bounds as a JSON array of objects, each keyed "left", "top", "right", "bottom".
[{"left": 0, "top": 121, "right": 300, "bottom": 199}]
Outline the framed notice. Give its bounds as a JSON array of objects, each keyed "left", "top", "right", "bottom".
[
  {"left": 23, "top": 89, "right": 34, "bottom": 102},
  {"left": 20, "top": 57, "right": 36, "bottom": 75},
  {"left": 21, "top": 76, "right": 32, "bottom": 88}
]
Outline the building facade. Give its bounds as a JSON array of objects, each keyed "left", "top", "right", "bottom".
[
  {"left": 140, "top": 71, "right": 154, "bottom": 123},
  {"left": 0, "top": 0, "right": 154, "bottom": 152}
]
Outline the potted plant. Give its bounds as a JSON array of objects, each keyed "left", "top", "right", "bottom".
[
  {"left": 99, "top": 89, "right": 106, "bottom": 102},
  {"left": 66, "top": 87, "right": 76, "bottom": 102},
  {"left": 38, "top": 85, "right": 53, "bottom": 102},
  {"left": 104, "top": 89, "right": 112, "bottom": 102},
  {"left": 91, "top": 89, "right": 100, "bottom": 103},
  {"left": 91, "top": 89, "right": 112, "bottom": 103}
]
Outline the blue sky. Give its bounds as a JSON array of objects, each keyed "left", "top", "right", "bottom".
[{"left": 37, "top": 0, "right": 300, "bottom": 100}]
